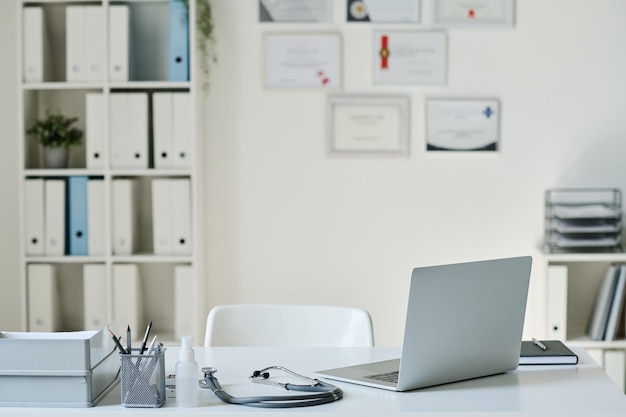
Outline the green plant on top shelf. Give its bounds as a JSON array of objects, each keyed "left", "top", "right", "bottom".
[{"left": 26, "top": 110, "right": 83, "bottom": 149}]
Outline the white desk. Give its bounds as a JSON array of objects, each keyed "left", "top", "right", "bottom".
[{"left": 0, "top": 346, "right": 625, "bottom": 416}]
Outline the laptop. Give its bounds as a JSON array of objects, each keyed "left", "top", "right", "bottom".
[{"left": 316, "top": 256, "right": 532, "bottom": 391}]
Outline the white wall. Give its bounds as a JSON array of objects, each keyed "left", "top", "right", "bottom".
[
  {"left": 201, "top": 0, "right": 626, "bottom": 345},
  {"left": 1, "top": 1, "right": 625, "bottom": 345}
]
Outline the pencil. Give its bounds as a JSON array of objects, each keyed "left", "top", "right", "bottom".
[{"left": 109, "top": 328, "right": 127, "bottom": 354}]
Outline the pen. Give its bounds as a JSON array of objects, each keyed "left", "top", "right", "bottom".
[
  {"left": 109, "top": 328, "right": 127, "bottom": 354},
  {"left": 127, "top": 325, "right": 132, "bottom": 354},
  {"left": 139, "top": 320, "right": 153, "bottom": 354},
  {"left": 146, "top": 335, "right": 158, "bottom": 355},
  {"left": 532, "top": 338, "right": 547, "bottom": 351}
]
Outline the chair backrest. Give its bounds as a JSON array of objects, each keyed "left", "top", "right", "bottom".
[{"left": 204, "top": 304, "right": 374, "bottom": 347}]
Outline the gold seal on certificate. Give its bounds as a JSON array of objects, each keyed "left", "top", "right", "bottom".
[
  {"left": 372, "top": 31, "right": 446, "bottom": 85},
  {"left": 426, "top": 99, "right": 500, "bottom": 151}
]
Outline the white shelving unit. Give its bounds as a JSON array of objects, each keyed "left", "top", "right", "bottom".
[
  {"left": 16, "top": 0, "right": 204, "bottom": 345},
  {"left": 545, "top": 253, "right": 626, "bottom": 391}
]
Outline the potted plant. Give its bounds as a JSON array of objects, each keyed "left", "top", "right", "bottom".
[{"left": 26, "top": 110, "right": 83, "bottom": 168}]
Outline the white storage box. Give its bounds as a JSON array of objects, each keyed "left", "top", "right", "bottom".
[{"left": 0, "top": 329, "right": 120, "bottom": 407}]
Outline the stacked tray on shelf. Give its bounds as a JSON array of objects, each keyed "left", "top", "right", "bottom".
[{"left": 545, "top": 189, "right": 623, "bottom": 252}]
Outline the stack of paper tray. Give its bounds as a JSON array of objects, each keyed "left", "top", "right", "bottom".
[
  {"left": 0, "top": 328, "right": 120, "bottom": 407},
  {"left": 545, "top": 188, "right": 623, "bottom": 252}
]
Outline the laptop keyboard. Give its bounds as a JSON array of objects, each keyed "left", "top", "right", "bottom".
[{"left": 366, "top": 371, "right": 399, "bottom": 383}]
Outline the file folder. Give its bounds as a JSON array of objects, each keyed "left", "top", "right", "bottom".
[
  {"left": 68, "top": 176, "right": 89, "bottom": 256},
  {"left": 152, "top": 179, "right": 173, "bottom": 255},
  {"left": 108, "top": 5, "right": 129, "bottom": 82},
  {"left": 66, "top": 6, "right": 86, "bottom": 82},
  {"left": 547, "top": 265, "right": 568, "bottom": 340},
  {"left": 86, "top": 93, "right": 106, "bottom": 169},
  {"left": 174, "top": 265, "right": 194, "bottom": 338},
  {"left": 168, "top": 0, "right": 190, "bottom": 81},
  {"left": 87, "top": 179, "right": 105, "bottom": 256},
  {"left": 45, "top": 179, "right": 66, "bottom": 256},
  {"left": 111, "top": 179, "right": 136, "bottom": 255},
  {"left": 153, "top": 93, "right": 175, "bottom": 169},
  {"left": 127, "top": 93, "right": 149, "bottom": 169},
  {"left": 27, "top": 264, "right": 60, "bottom": 332},
  {"left": 110, "top": 93, "right": 149, "bottom": 169},
  {"left": 173, "top": 92, "right": 192, "bottom": 168},
  {"left": 83, "top": 264, "right": 107, "bottom": 330},
  {"left": 24, "top": 178, "right": 45, "bottom": 256},
  {"left": 84, "top": 6, "right": 105, "bottom": 82},
  {"left": 112, "top": 264, "right": 142, "bottom": 333},
  {"left": 172, "top": 179, "right": 192, "bottom": 255},
  {"left": 22, "top": 7, "right": 48, "bottom": 83}
]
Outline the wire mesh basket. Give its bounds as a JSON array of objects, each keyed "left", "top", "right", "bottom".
[{"left": 120, "top": 348, "right": 166, "bottom": 408}]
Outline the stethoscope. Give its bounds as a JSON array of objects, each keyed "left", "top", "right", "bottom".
[{"left": 199, "top": 366, "right": 343, "bottom": 408}]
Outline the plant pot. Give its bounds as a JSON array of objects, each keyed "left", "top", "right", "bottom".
[{"left": 43, "top": 147, "right": 69, "bottom": 169}]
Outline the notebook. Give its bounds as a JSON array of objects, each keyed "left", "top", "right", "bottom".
[
  {"left": 519, "top": 340, "right": 578, "bottom": 365},
  {"left": 316, "top": 256, "right": 533, "bottom": 391}
]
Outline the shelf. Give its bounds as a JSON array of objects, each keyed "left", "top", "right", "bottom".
[{"left": 545, "top": 252, "right": 626, "bottom": 263}]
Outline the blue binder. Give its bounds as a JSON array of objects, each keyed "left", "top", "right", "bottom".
[
  {"left": 168, "top": 0, "right": 189, "bottom": 81},
  {"left": 68, "top": 176, "right": 89, "bottom": 256}
]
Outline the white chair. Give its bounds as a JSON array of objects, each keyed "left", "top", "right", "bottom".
[{"left": 204, "top": 304, "right": 374, "bottom": 347}]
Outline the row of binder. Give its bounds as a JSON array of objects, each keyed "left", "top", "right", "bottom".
[
  {"left": 28, "top": 263, "right": 193, "bottom": 339},
  {"left": 23, "top": 2, "right": 188, "bottom": 83},
  {"left": 24, "top": 177, "right": 192, "bottom": 256},
  {"left": 86, "top": 92, "right": 192, "bottom": 170},
  {"left": 25, "top": 177, "right": 104, "bottom": 256}
]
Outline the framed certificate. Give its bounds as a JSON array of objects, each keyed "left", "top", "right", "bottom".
[
  {"left": 260, "top": 0, "right": 332, "bottom": 22},
  {"left": 432, "top": 0, "right": 515, "bottom": 27},
  {"left": 264, "top": 33, "right": 341, "bottom": 89},
  {"left": 425, "top": 98, "right": 500, "bottom": 151},
  {"left": 327, "top": 94, "right": 410, "bottom": 157},
  {"left": 373, "top": 31, "right": 447, "bottom": 85},
  {"left": 347, "top": 0, "right": 421, "bottom": 23}
]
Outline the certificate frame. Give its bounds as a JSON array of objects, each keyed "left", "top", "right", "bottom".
[
  {"left": 327, "top": 94, "right": 411, "bottom": 157},
  {"left": 347, "top": 0, "right": 421, "bottom": 23},
  {"left": 264, "top": 33, "right": 342, "bottom": 89},
  {"left": 425, "top": 98, "right": 500, "bottom": 152},
  {"left": 259, "top": 0, "right": 332, "bottom": 23},
  {"left": 432, "top": 0, "right": 515, "bottom": 28}
]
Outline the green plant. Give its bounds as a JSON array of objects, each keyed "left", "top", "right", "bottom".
[
  {"left": 26, "top": 110, "right": 83, "bottom": 149},
  {"left": 185, "top": 0, "right": 217, "bottom": 91}
]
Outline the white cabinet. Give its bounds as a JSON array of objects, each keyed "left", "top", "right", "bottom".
[
  {"left": 17, "top": 0, "right": 204, "bottom": 345},
  {"left": 545, "top": 253, "right": 626, "bottom": 392}
]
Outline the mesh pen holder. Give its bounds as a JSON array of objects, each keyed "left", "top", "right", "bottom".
[{"left": 120, "top": 348, "right": 167, "bottom": 408}]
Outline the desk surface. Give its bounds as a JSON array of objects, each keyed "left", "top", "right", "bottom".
[{"left": 1, "top": 346, "right": 625, "bottom": 416}]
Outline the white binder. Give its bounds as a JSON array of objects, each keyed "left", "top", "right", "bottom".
[
  {"left": 84, "top": 6, "right": 105, "bottom": 82},
  {"left": 66, "top": 6, "right": 85, "bottom": 82},
  {"left": 126, "top": 93, "right": 149, "bottom": 169},
  {"left": 546, "top": 265, "right": 568, "bottom": 340},
  {"left": 110, "top": 93, "right": 148, "bottom": 169},
  {"left": 173, "top": 93, "right": 192, "bottom": 168},
  {"left": 22, "top": 7, "right": 47, "bottom": 83},
  {"left": 27, "top": 264, "right": 60, "bottom": 332},
  {"left": 24, "top": 178, "right": 45, "bottom": 256},
  {"left": 87, "top": 179, "right": 106, "bottom": 256},
  {"left": 86, "top": 93, "right": 106, "bottom": 169},
  {"left": 152, "top": 93, "right": 175, "bottom": 169},
  {"left": 111, "top": 179, "right": 136, "bottom": 255},
  {"left": 109, "top": 93, "right": 127, "bottom": 169},
  {"left": 174, "top": 265, "right": 194, "bottom": 339},
  {"left": 172, "top": 179, "right": 192, "bottom": 255},
  {"left": 83, "top": 264, "right": 107, "bottom": 330},
  {"left": 152, "top": 179, "right": 173, "bottom": 255},
  {"left": 44, "top": 179, "right": 66, "bottom": 256},
  {"left": 108, "top": 5, "right": 129, "bottom": 82},
  {"left": 112, "top": 264, "right": 142, "bottom": 333}
]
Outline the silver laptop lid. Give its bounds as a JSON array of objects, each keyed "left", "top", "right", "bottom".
[{"left": 396, "top": 256, "right": 532, "bottom": 391}]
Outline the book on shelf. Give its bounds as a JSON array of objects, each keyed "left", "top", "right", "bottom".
[
  {"left": 519, "top": 340, "right": 578, "bottom": 365},
  {"left": 587, "top": 264, "right": 626, "bottom": 341}
]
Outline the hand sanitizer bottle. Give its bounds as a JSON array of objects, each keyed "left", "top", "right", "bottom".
[{"left": 175, "top": 335, "right": 199, "bottom": 407}]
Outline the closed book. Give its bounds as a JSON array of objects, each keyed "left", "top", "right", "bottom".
[{"left": 519, "top": 340, "right": 578, "bottom": 365}]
